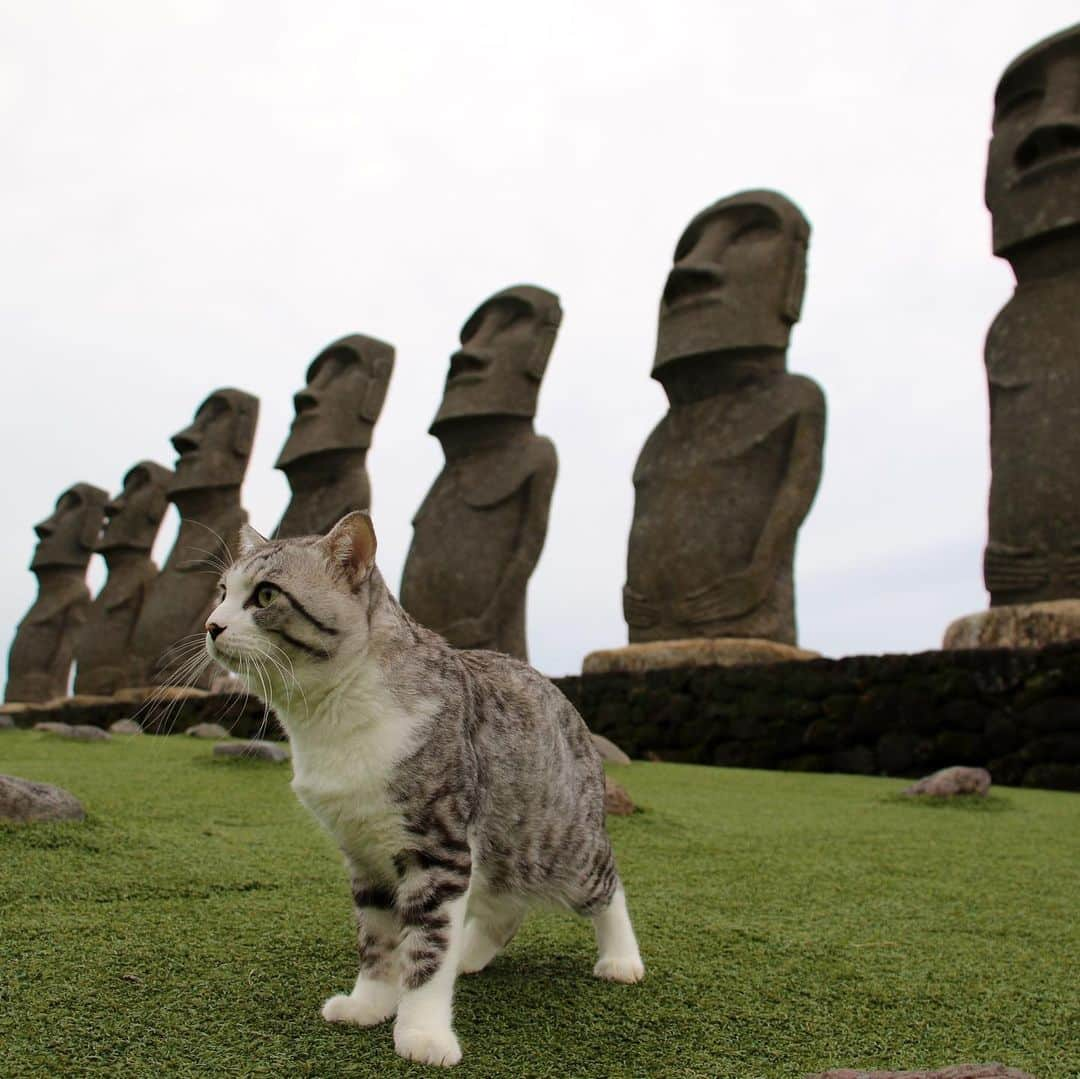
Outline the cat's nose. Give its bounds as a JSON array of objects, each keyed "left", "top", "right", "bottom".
[{"left": 206, "top": 622, "right": 225, "bottom": 641}]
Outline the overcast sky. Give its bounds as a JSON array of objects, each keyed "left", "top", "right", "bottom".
[{"left": 2, "top": 1, "right": 1076, "bottom": 683}]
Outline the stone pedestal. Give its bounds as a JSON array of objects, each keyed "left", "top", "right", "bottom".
[
  {"left": 943, "top": 601, "right": 1080, "bottom": 650},
  {"left": 582, "top": 637, "right": 820, "bottom": 675}
]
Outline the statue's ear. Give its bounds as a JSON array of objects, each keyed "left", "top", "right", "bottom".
[
  {"left": 782, "top": 236, "right": 808, "bottom": 324},
  {"left": 81, "top": 506, "right": 105, "bottom": 552},
  {"left": 321, "top": 511, "right": 377, "bottom": 585},
  {"left": 238, "top": 523, "right": 268, "bottom": 556}
]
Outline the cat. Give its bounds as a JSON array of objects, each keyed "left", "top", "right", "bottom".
[{"left": 203, "top": 511, "right": 644, "bottom": 1067}]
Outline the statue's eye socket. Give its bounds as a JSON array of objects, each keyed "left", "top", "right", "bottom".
[{"left": 255, "top": 585, "right": 277, "bottom": 609}]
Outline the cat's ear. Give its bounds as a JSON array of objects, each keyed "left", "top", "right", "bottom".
[
  {"left": 322, "top": 511, "right": 377, "bottom": 584},
  {"left": 238, "top": 523, "right": 268, "bottom": 556}
]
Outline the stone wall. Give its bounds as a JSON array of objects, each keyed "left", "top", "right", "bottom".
[
  {"left": 6, "top": 644, "right": 1080, "bottom": 791},
  {"left": 555, "top": 644, "right": 1080, "bottom": 792}
]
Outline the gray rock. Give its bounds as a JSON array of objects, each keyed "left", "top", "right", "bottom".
[
  {"left": 213, "top": 740, "right": 290, "bottom": 763},
  {"left": 185, "top": 722, "right": 231, "bottom": 739},
  {"left": 903, "top": 766, "right": 992, "bottom": 798},
  {"left": 400, "top": 286, "right": 561, "bottom": 662},
  {"left": 591, "top": 733, "right": 631, "bottom": 765},
  {"left": 0, "top": 774, "right": 85, "bottom": 822},
  {"left": 604, "top": 775, "right": 635, "bottom": 817},
  {"left": 33, "top": 721, "right": 73, "bottom": 735},
  {"left": 275, "top": 335, "right": 395, "bottom": 538},
  {"left": 109, "top": 718, "right": 143, "bottom": 735},
  {"left": 73, "top": 461, "right": 172, "bottom": 696},
  {"left": 62, "top": 725, "right": 111, "bottom": 741},
  {"left": 0, "top": 715, "right": 14, "bottom": 730},
  {"left": 5, "top": 483, "right": 108, "bottom": 703}
]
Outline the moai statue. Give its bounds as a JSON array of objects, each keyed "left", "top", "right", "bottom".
[
  {"left": 73, "top": 461, "right": 172, "bottom": 696},
  {"left": 5, "top": 484, "right": 108, "bottom": 702},
  {"left": 131, "top": 389, "right": 259, "bottom": 687},
  {"left": 983, "top": 23, "right": 1080, "bottom": 608},
  {"left": 624, "top": 190, "right": 825, "bottom": 649},
  {"left": 400, "top": 285, "right": 561, "bottom": 661},
  {"left": 275, "top": 334, "right": 395, "bottom": 538}
]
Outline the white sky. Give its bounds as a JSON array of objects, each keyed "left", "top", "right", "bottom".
[{"left": 2, "top": 1, "right": 1076, "bottom": 681}]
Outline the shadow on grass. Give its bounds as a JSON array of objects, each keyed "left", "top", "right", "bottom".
[{"left": 877, "top": 793, "right": 1014, "bottom": 812}]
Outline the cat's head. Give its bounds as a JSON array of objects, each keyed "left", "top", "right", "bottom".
[{"left": 204, "top": 511, "right": 380, "bottom": 707}]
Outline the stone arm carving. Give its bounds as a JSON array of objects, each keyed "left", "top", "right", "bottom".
[
  {"left": 441, "top": 444, "right": 557, "bottom": 649},
  {"left": 676, "top": 407, "right": 825, "bottom": 626}
]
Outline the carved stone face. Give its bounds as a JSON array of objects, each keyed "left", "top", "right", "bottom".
[
  {"left": 431, "top": 285, "right": 562, "bottom": 430},
  {"left": 276, "top": 336, "right": 395, "bottom": 469},
  {"left": 30, "top": 483, "right": 108, "bottom": 570},
  {"left": 653, "top": 190, "right": 810, "bottom": 376},
  {"left": 97, "top": 461, "right": 172, "bottom": 553},
  {"left": 170, "top": 388, "right": 259, "bottom": 495},
  {"left": 986, "top": 23, "right": 1080, "bottom": 256}
]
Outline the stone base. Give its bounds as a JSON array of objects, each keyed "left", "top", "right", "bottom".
[
  {"left": 943, "top": 601, "right": 1080, "bottom": 650},
  {"left": 582, "top": 637, "right": 820, "bottom": 675}
]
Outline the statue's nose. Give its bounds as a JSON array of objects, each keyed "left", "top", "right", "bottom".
[{"left": 206, "top": 622, "right": 225, "bottom": 641}]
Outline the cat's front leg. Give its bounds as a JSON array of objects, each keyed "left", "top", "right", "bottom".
[
  {"left": 392, "top": 861, "right": 472, "bottom": 1067},
  {"left": 322, "top": 887, "right": 401, "bottom": 1027}
]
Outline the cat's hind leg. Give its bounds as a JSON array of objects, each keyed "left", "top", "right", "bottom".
[
  {"left": 459, "top": 888, "right": 526, "bottom": 975},
  {"left": 322, "top": 894, "right": 401, "bottom": 1026}
]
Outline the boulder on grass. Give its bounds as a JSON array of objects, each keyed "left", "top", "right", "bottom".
[
  {"left": 185, "top": 722, "right": 231, "bottom": 739},
  {"left": 213, "top": 740, "right": 289, "bottom": 763},
  {"left": 33, "top": 722, "right": 73, "bottom": 735},
  {"left": 591, "top": 733, "right": 631, "bottom": 765},
  {"left": 604, "top": 775, "right": 635, "bottom": 816},
  {"left": 109, "top": 719, "right": 143, "bottom": 735},
  {"left": 0, "top": 715, "right": 15, "bottom": 730},
  {"left": 62, "top": 725, "right": 111, "bottom": 741},
  {"left": 903, "top": 766, "right": 991, "bottom": 798},
  {"left": 0, "top": 775, "right": 85, "bottom": 822}
]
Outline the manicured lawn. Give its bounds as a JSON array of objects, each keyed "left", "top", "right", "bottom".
[{"left": 1, "top": 730, "right": 1077, "bottom": 1078}]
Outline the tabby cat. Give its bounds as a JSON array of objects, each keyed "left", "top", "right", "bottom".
[{"left": 204, "top": 511, "right": 643, "bottom": 1067}]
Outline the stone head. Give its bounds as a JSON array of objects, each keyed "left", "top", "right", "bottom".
[
  {"left": 653, "top": 190, "right": 810, "bottom": 377},
  {"left": 97, "top": 461, "right": 173, "bottom": 553},
  {"left": 986, "top": 23, "right": 1080, "bottom": 256},
  {"left": 30, "top": 483, "right": 109, "bottom": 570},
  {"left": 431, "top": 285, "right": 562, "bottom": 431},
  {"left": 170, "top": 388, "right": 260, "bottom": 495},
  {"left": 275, "top": 335, "right": 395, "bottom": 469}
]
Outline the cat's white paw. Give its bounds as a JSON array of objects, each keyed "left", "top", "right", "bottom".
[
  {"left": 393, "top": 1023, "right": 462, "bottom": 1067},
  {"left": 321, "top": 982, "right": 398, "bottom": 1026},
  {"left": 593, "top": 955, "right": 646, "bottom": 984},
  {"left": 459, "top": 924, "right": 499, "bottom": 974}
]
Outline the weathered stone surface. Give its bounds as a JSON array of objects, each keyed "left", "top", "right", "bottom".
[
  {"left": 625, "top": 191, "right": 824, "bottom": 647},
  {"left": 903, "top": 766, "right": 992, "bottom": 798},
  {"left": 0, "top": 715, "right": 15, "bottom": 729},
  {"left": 982, "top": 24, "right": 1080, "bottom": 609},
  {"left": 109, "top": 719, "right": 143, "bottom": 735},
  {"left": 62, "top": 725, "right": 111, "bottom": 741},
  {"left": 804, "top": 1065, "right": 1035, "bottom": 1079},
  {"left": 5, "top": 483, "right": 108, "bottom": 702},
  {"left": 275, "top": 335, "right": 395, "bottom": 538},
  {"left": 401, "top": 286, "right": 561, "bottom": 661},
  {"left": 74, "top": 461, "right": 172, "bottom": 695},
  {"left": 33, "top": 721, "right": 73, "bottom": 734},
  {"left": 584, "top": 637, "right": 819, "bottom": 674},
  {"left": 131, "top": 388, "right": 259, "bottom": 689},
  {"left": 0, "top": 775, "right": 85, "bottom": 822},
  {"left": 591, "top": 733, "right": 631, "bottom": 765},
  {"left": 213, "top": 740, "right": 290, "bottom": 762},
  {"left": 604, "top": 775, "right": 635, "bottom": 816},
  {"left": 185, "top": 722, "right": 231, "bottom": 739},
  {"left": 945, "top": 601, "right": 1080, "bottom": 649}
]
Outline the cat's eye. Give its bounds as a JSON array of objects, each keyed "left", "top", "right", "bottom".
[{"left": 254, "top": 584, "right": 278, "bottom": 609}]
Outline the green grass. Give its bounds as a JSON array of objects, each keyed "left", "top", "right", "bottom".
[{"left": 1, "top": 731, "right": 1077, "bottom": 1079}]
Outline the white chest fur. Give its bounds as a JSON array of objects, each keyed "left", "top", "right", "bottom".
[{"left": 281, "top": 667, "right": 428, "bottom": 877}]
